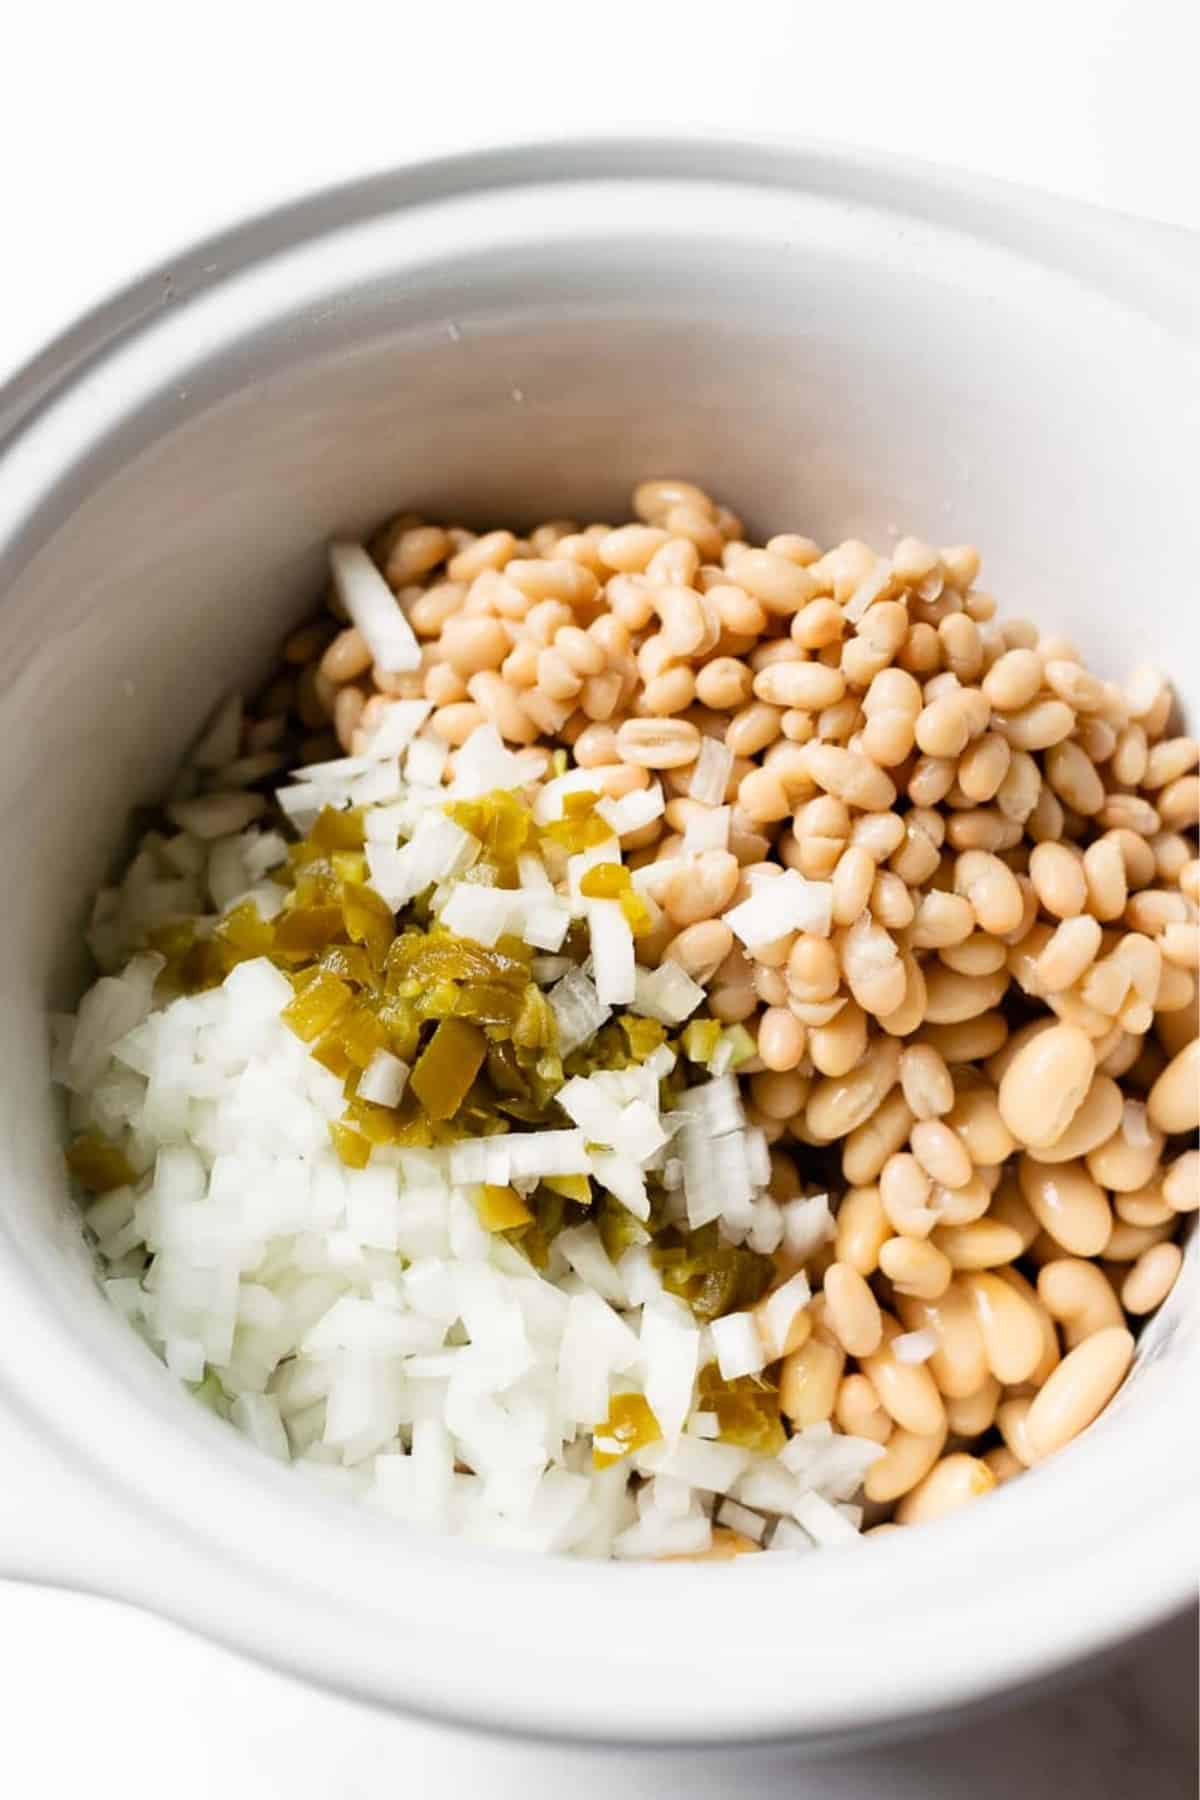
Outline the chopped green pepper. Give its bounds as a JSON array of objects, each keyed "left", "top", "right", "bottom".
[
  {"left": 651, "top": 1221, "right": 774, "bottom": 1322},
  {"left": 409, "top": 1018, "right": 487, "bottom": 1120},
  {"left": 281, "top": 971, "right": 354, "bottom": 1041},
  {"left": 329, "top": 1121, "right": 372, "bottom": 1168},
  {"left": 309, "top": 805, "right": 365, "bottom": 852},
  {"left": 66, "top": 1136, "right": 136, "bottom": 1194},
  {"left": 698, "top": 1364, "right": 786, "bottom": 1456},
  {"left": 579, "top": 863, "right": 630, "bottom": 899},
  {"left": 681, "top": 1018, "right": 722, "bottom": 1064},
  {"left": 593, "top": 1393, "right": 663, "bottom": 1469},
  {"left": 475, "top": 1184, "right": 534, "bottom": 1231}
]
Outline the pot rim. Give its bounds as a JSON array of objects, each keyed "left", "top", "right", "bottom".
[{"left": 0, "top": 133, "right": 1196, "bottom": 1747}]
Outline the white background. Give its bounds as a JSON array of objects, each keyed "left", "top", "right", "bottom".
[{"left": 1, "top": 2, "right": 1196, "bottom": 1795}]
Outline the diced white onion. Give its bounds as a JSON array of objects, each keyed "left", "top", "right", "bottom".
[
  {"left": 329, "top": 541, "right": 422, "bottom": 673},
  {"left": 242, "top": 831, "right": 288, "bottom": 880},
  {"left": 724, "top": 871, "right": 833, "bottom": 948},
  {"left": 640, "top": 1300, "right": 700, "bottom": 1444},
  {"left": 357, "top": 1050, "right": 410, "bottom": 1109},
  {"left": 769, "top": 1518, "right": 815, "bottom": 1555},
  {"left": 64, "top": 737, "right": 891, "bottom": 1561},
  {"left": 556, "top": 1077, "right": 666, "bottom": 1163},
  {"left": 547, "top": 967, "right": 610, "bottom": 1057},
  {"left": 1121, "top": 1100, "right": 1152, "bottom": 1148},
  {"left": 781, "top": 1193, "right": 835, "bottom": 1261},
  {"left": 348, "top": 760, "right": 406, "bottom": 807},
  {"left": 595, "top": 783, "right": 665, "bottom": 838},
  {"left": 688, "top": 736, "right": 734, "bottom": 807},
  {"left": 230, "top": 1392, "right": 291, "bottom": 1462},
  {"left": 166, "top": 792, "right": 267, "bottom": 840},
  {"left": 587, "top": 900, "right": 636, "bottom": 1006},
  {"left": 590, "top": 1151, "right": 650, "bottom": 1221},
  {"left": 500, "top": 1131, "right": 593, "bottom": 1180},
  {"left": 710, "top": 1310, "right": 767, "bottom": 1380},
  {"left": 892, "top": 1328, "right": 937, "bottom": 1365},
  {"left": 532, "top": 768, "right": 605, "bottom": 825},
  {"left": 404, "top": 732, "right": 450, "bottom": 788},
  {"left": 682, "top": 806, "right": 731, "bottom": 854},
  {"left": 630, "top": 856, "right": 685, "bottom": 901},
  {"left": 557, "top": 1224, "right": 626, "bottom": 1309},
  {"left": 758, "top": 1271, "right": 811, "bottom": 1359},
  {"left": 558, "top": 1291, "right": 640, "bottom": 1425},
  {"left": 632, "top": 962, "right": 706, "bottom": 1025},
  {"left": 791, "top": 1489, "right": 861, "bottom": 1547},
  {"left": 448, "top": 725, "right": 538, "bottom": 798},
  {"left": 366, "top": 813, "right": 474, "bottom": 910},
  {"left": 843, "top": 558, "right": 893, "bottom": 624},
  {"left": 746, "top": 1194, "right": 785, "bottom": 1256},
  {"left": 646, "top": 1433, "right": 751, "bottom": 1493},
  {"left": 165, "top": 1336, "right": 206, "bottom": 1382},
  {"left": 438, "top": 883, "right": 521, "bottom": 948},
  {"left": 531, "top": 954, "right": 573, "bottom": 985},
  {"left": 275, "top": 783, "right": 328, "bottom": 832},
  {"left": 362, "top": 700, "right": 433, "bottom": 758},
  {"left": 715, "top": 1498, "right": 767, "bottom": 1542}
]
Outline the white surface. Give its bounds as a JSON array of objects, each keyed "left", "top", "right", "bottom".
[
  {"left": 0, "top": 1586, "right": 1194, "bottom": 1797},
  {"left": 1, "top": 0, "right": 1198, "bottom": 394},
  {"left": 1, "top": 0, "right": 1197, "bottom": 1794}
]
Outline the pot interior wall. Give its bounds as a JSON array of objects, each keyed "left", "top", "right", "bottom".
[{"left": 0, "top": 215, "right": 1194, "bottom": 1535}]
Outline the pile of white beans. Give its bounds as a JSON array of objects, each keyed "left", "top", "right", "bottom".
[{"left": 246, "top": 479, "right": 1198, "bottom": 1533}]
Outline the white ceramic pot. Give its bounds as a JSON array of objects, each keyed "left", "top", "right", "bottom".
[{"left": 0, "top": 138, "right": 1196, "bottom": 1749}]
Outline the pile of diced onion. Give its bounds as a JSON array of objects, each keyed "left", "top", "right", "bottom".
[
  {"left": 55, "top": 479, "right": 1198, "bottom": 1559},
  {"left": 58, "top": 701, "right": 879, "bottom": 1558}
]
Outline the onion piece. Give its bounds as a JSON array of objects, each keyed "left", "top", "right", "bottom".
[
  {"left": 758, "top": 1271, "right": 812, "bottom": 1359},
  {"left": 532, "top": 768, "right": 607, "bottom": 825},
  {"left": 557, "top": 1224, "right": 627, "bottom": 1308},
  {"left": 448, "top": 725, "right": 540, "bottom": 798},
  {"left": 357, "top": 1049, "right": 410, "bottom": 1109},
  {"left": 558, "top": 1291, "right": 641, "bottom": 1425},
  {"left": 438, "top": 883, "right": 522, "bottom": 948},
  {"left": 587, "top": 900, "right": 636, "bottom": 1006},
  {"left": 230, "top": 1392, "right": 290, "bottom": 1462},
  {"left": 892, "top": 1328, "right": 937, "bottom": 1365},
  {"left": 780, "top": 1193, "right": 835, "bottom": 1261},
  {"left": 595, "top": 783, "right": 665, "bottom": 838},
  {"left": 715, "top": 1498, "right": 767, "bottom": 1542},
  {"left": 843, "top": 558, "right": 893, "bottom": 625},
  {"left": 724, "top": 870, "right": 833, "bottom": 948},
  {"left": 769, "top": 1518, "right": 816, "bottom": 1555},
  {"left": 404, "top": 732, "right": 450, "bottom": 788},
  {"left": 642, "top": 1434, "right": 751, "bottom": 1494},
  {"left": 503, "top": 1130, "right": 593, "bottom": 1179},
  {"left": 242, "top": 831, "right": 288, "bottom": 880},
  {"left": 589, "top": 1152, "right": 651, "bottom": 1221},
  {"left": 557, "top": 1077, "right": 667, "bottom": 1162},
  {"left": 632, "top": 961, "right": 706, "bottom": 1025},
  {"left": 640, "top": 1300, "right": 700, "bottom": 1444},
  {"left": 166, "top": 792, "right": 267, "bottom": 840},
  {"left": 366, "top": 813, "right": 474, "bottom": 910},
  {"left": 710, "top": 1310, "right": 767, "bottom": 1380},
  {"left": 791, "top": 1490, "right": 862, "bottom": 1548},
  {"left": 688, "top": 736, "right": 734, "bottom": 807},
  {"left": 1121, "top": 1100, "right": 1152, "bottom": 1148},
  {"left": 548, "top": 967, "right": 610, "bottom": 1057},
  {"left": 361, "top": 700, "right": 433, "bottom": 758},
  {"left": 329, "top": 541, "right": 422, "bottom": 673},
  {"left": 682, "top": 805, "right": 731, "bottom": 854}
]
